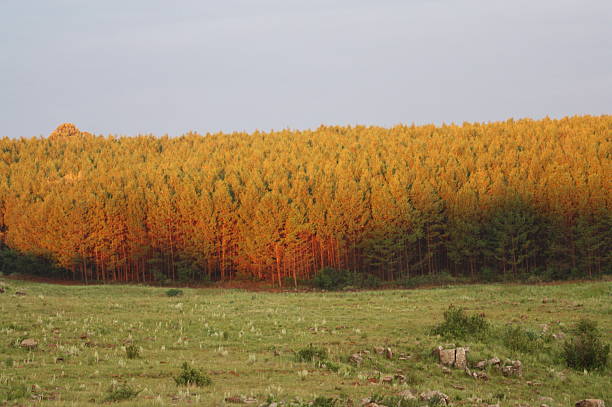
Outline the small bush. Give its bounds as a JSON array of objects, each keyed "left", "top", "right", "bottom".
[
  {"left": 502, "top": 325, "right": 545, "bottom": 353},
  {"left": 562, "top": 319, "right": 609, "bottom": 371},
  {"left": 126, "top": 344, "right": 140, "bottom": 359},
  {"left": 312, "top": 268, "right": 353, "bottom": 290},
  {"left": 174, "top": 362, "right": 212, "bottom": 387},
  {"left": 432, "top": 305, "right": 489, "bottom": 339},
  {"left": 311, "top": 397, "right": 339, "bottom": 407},
  {"left": 104, "top": 382, "right": 141, "bottom": 402},
  {"left": 165, "top": 288, "right": 183, "bottom": 297},
  {"left": 295, "top": 344, "right": 328, "bottom": 362},
  {"left": 354, "top": 273, "right": 382, "bottom": 289}
]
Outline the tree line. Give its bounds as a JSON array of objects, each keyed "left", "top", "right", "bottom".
[{"left": 0, "top": 117, "right": 610, "bottom": 285}]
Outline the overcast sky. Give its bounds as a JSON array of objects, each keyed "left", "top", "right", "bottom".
[{"left": 1, "top": 0, "right": 610, "bottom": 138}]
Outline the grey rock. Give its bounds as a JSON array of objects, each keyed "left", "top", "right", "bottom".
[
  {"left": 575, "top": 400, "right": 605, "bottom": 407},
  {"left": 349, "top": 353, "right": 363, "bottom": 365},
  {"left": 20, "top": 338, "right": 38, "bottom": 349},
  {"left": 419, "top": 391, "right": 449, "bottom": 406}
]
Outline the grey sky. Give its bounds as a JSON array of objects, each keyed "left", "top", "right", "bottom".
[{"left": 1, "top": 0, "right": 610, "bottom": 138}]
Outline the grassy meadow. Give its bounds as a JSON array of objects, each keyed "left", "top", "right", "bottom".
[{"left": 0, "top": 279, "right": 610, "bottom": 406}]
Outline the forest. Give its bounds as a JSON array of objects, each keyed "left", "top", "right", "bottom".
[{"left": 0, "top": 116, "right": 610, "bottom": 285}]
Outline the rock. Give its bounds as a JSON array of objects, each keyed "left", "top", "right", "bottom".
[
  {"left": 454, "top": 347, "right": 467, "bottom": 369},
  {"left": 0, "top": 287, "right": 5, "bottom": 294},
  {"left": 226, "top": 396, "right": 245, "bottom": 404},
  {"left": 349, "top": 353, "right": 363, "bottom": 365},
  {"left": 373, "top": 346, "right": 385, "bottom": 354},
  {"left": 15, "top": 291, "right": 26, "bottom": 296},
  {"left": 384, "top": 347, "right": 393, "bottom": 360},
  {"left": 273, "top": 349, "right": 281, "bottom": 356},
  {"left": 442, "top": 366, "right": 451, "bottom": 374},
  {"left": 360, "top": 398, "right": 372, "bottom": 406},
  {"left": 20, "top": 338, "right": 38, "bottom": 349},
  {"left": 419, "top": 391, "right": 449, "bottom": 406},
  {"left": 394, "top": 374, "right": 406, "bottom": 382},
  {"left": 541, "top": 404, "right": 550, "bottom": 407},
  {"left": 575, "top": 400, "right": 605, "bottom": 407},
  {"left": 381, "top": 375, "right": 393, "bottom": 384},
  {"left": 397, "top": 390, "right": 416, "bottom": 400},
  {"left": 488, "top": 357, "right": 501, "bottom": 365},
  {"left": 473, "top": 371, "right": 489, "bottom": 380},
  {"left": 435, "top": 347, "right": 456, "bottom": 366},
  {"left": 475, "top": 360, "right": 486, "bottom": 369},
  {"left": 435, "top": 346, "right": 468, "bottom": 369},
  {"left": 501, "top": 360, "right": 522, "bottom": 377}
]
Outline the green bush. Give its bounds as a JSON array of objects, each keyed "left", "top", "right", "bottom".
[
  {"left": 562, "top": 319, "right": 609, "bottom": 371},
  {"left": 295, "top": 344, "right": 328, "bottom": 362},
  {"left": 312, "top": 268, "right": 353, "bottom": 290},
  {"left": 125, "top": 344, "right": 140, "bottom": 359},
  {"left": 174, "top": 362, "right": 212, "bottom": 387},
  {"left": 502, "top": 325, "right": 545, "bottom": 353},
  {"left": 165, "top": 288, "right": 183, "bottom": 297},
  {"left": 432, "top": 305, "right": 489, "bottom": 339},
  {"left": 312, "top": 268, "right": 383, "bottom": 290},
  {"left": 104, "top": 383, "right": 141, "bottom": 402}
]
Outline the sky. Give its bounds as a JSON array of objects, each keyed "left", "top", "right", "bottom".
[{"left": 1, "top": 0, "right": 611, "bottom": 138}]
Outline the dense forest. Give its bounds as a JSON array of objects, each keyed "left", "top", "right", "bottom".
[{"left": 0, "top": 116, "right": 610, "bottom": 286}]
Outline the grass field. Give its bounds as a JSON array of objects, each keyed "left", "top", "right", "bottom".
[{"left": 0, "top": 279, "right": 610, "bottom": 406}]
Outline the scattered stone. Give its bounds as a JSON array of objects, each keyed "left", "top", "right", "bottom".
[
  {"left": 226, "top": 396, "right": 245, "bottom": 404},
  {"left": 575, "top": 400, "right": 605, "bottom": 407},
  {"left": 434, "top": 346, "right": 469, "bottom": 369},
  {"left": 373, "top": 346, "right": 385, "bottom": 354},
  {"left": 540, "top": 397, "right": 554, "bottom": 402},
  {"left": 419, "top": 391, "right": 449, "bottom": 406},
  {"left": 501, "top": 360, "right": 522, "bottom": 377},
  {"left": 442, "top": 366, "right": 451, "bottom": 374},
  {"left": 80, "top": 334, "right": 89, "bottom": 340},
  {"left": 454, "top": 347, "right": 467, "bottom": 369},
  {"left": 475, "top": 360, "right": 486, "bottom": 369},
  {"left": 488, "top": 357, "right": 501, "bottom": 366},
  {"left": 0, "top": 286, "right": 5, "bottom": 294},
  {"left": 541, "top": 404, "right": 550, "bottom": 407},
  {"left": 451, "top": 384, "right": 465, "bottom": 390},
  {"left": 273, "top": 350, "right": 281, "bottom": 357},
  {"left": 394, "top": 374, "right": 406, "bottom": 382},
  {"left": 435, "top": 346, "right": 456, "bottom": 366},
  {"left": 15, "top": 291, "right": 26, "bottom": 296},
  {"left": 384, "top": 347, "right": 393, "bottom": 360},
  {"left": 397, "top": 390, "right": 416, "bottom": 400},
  {"left": 381, "top": 375, "right": 393, "bottom": 384},
  {"left": 20, "top": 338, "right": 38, "bottom": 349},
  {"left": 349, "top": 353, "right": 363, "bottom": 365}
]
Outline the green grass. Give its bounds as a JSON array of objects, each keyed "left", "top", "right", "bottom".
[{"left": 0, "top": 279, "right": 610, "bottom": 406}]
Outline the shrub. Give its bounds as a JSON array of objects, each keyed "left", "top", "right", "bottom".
[
  {"left": 354, "top": 273, "right": 382, "bottom": 289},
  {"left": 104, "top": 382, "right": 141, "bottom": 402},
  {"left": 502, "top": 325, "right": 545, "bottom": 353},
  {"left": 174, "top": 362, "right": 212, "bottom": 387},
  {"left": 562, "top": 319, "right": 609, "bottom": 371},
  {"left": 312, "top": 268, "right": 353, "bottom": 290},
  {"left": 165, "top": 288, "right": 183, "bottom": 297},
  {"left": 125, "top": 344, "right": 140, "bottom": 359},
  {"left": 295, "top": 344, "right": 328, "bottom": 362},
  {"left": 432, "top": 305, "right": 489, "bottom": 339}
]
